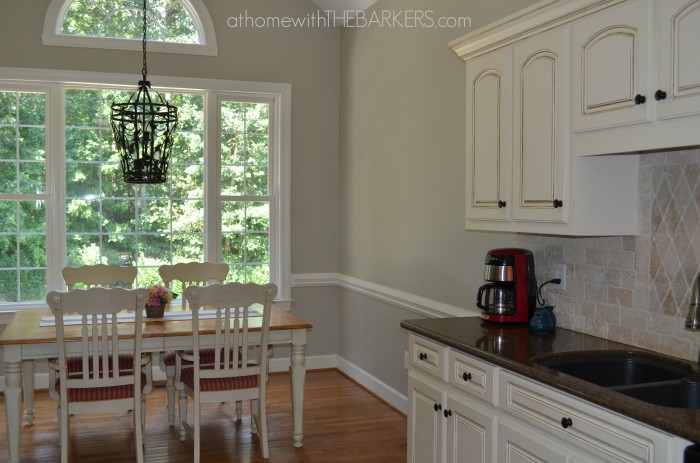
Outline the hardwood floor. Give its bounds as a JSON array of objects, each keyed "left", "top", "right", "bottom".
[{"left": 0, "top": 370, "right": 407, "bottom": 462}]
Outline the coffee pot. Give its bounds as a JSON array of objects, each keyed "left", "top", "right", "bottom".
[{"left": 477, "top": 248, "right": 537, "bottom": 323}]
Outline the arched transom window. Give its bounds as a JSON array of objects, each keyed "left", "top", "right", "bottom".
[{"left": 43, "top": 0, "right": 217, "bottom": 55}]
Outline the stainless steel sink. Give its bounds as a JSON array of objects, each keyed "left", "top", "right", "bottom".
[{"left": 533, "top": 350, "right": 689, "bottom": 387}]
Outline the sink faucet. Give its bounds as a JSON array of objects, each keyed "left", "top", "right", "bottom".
[
  {"left": 686, "top": 272, "right": 700, "bottom": 331},
  {"left": 685, "top": 272, "right": 700, "bottom": 363}
]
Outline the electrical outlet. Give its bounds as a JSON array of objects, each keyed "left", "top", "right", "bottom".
[{"left": 554, "top": 263, "right": 567, "bottom": 291}]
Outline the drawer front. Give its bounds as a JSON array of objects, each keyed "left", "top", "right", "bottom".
[
  {"left": 500, "top": 371, "right": 669, "bottom": 463},
  {"left": 408, "top": 334, "right": 447, "bottom": 381},
  {"left": 448, "top": 350, "right": 498, "bottom": 405}
]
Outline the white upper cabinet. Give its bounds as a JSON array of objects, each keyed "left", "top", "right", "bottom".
[
  {"left": 512, "top": 27, "right": 568, "bottom": 223},
  {"left": 656, "top": 0, "right": 700, "bottom": 120},
  {"left": 571, "top": 0, "right": 652, "bottom": 132},
  {"left": 451, "top": 0, "right": 700, "bottom": 235},
  {"left": 570, "top": 0, "right": 700, "bottom": 155},
  {"left": 465, "top": 47, "right": 512, "bottom": 222}
]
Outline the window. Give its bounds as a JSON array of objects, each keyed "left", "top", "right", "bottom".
[
  {"left": 219, "top": 100, "right": 272, "bottom": 283},
  {"left": 0, "top": 90, "right": 49, "bottom": 303},
  {"left": 0, "top": 69, "right": 291, "bottom": 307},
  {"left": 64, "top": 88, "right": 206, "bottom": 287},
  {"left": 43, "top": 0, "right": 218, "bottom": 56}
]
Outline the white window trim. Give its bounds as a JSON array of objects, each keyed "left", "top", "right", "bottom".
[
  {"left": 42, "top": 0, "right": 218, "bottom": 56},
  {"left": 0, "top": 66, "right": 291, "bottom": 308}
]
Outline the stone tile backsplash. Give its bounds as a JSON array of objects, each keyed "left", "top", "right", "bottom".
[{"left": 515, "top": 149, "right": 700, "bottom": 361}]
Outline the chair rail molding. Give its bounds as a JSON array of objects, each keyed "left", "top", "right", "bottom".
[{"left": 291, "top": 272, "right": 478, "bottom": 319}]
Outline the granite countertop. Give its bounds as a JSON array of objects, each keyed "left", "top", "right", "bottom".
[{"left": 401, "top": 316, "right": 700, "bottom": 444}]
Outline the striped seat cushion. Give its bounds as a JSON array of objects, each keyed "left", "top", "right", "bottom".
[
  {"left": 165, "top": 348, "right": 241, "bottom": 367},
  {"left": 50, "top": 353, "right": 136, "bottom": 374},
  {"left": 55, "top": 373, "right": 148, "bottom": 402},
  {"left": 164, "top": 348, "right": 218, "bottom": 367},
  {"left": 180, "top": 368, "right": 258, "bottom": 392}
]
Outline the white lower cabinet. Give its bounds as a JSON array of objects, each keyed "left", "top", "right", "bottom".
[
  {"left": 445, "top": 392, "right": 495, "bottom": 463},
  {"left": 498, "top": 418, "right": 573, "bottom": 463},
  {"left": 407, "top": 334, "right": 691, "bottom": 463}
]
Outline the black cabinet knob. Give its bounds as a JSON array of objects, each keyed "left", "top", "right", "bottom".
[
  {"left": 462, "top": 372, "right": 472, "bottom": 381},
  {"left": 553, "top": 199, "right": 563, "bottom": 208},
  {"left": 655, "top": 90, "right": 667, "bottom": 101},
  {"left": 561, "top": 417, "right": 573, "bottom": 429},
  {"left": 419, "top": 352, "right": 427, "bottom": 361},
  {"left": 443, "top": 409, "right": 452, "bottom": 418},
  {"left": 498, "top": 200, "right": 507, "bottom": 208},
  {"left": 434, "top": 403, "right": 442, "bottom": 412},
  {"left": 634, "top": 94, "right": 646, "bottom": 105}
]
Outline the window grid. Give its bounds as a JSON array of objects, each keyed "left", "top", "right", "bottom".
[{"left": 0, "top": 91, "right": 48, "bottom": 303}]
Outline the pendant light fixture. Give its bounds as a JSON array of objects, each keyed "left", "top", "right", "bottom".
[{"left": 110, "top": 0, "right": 178, "bottom": 184}]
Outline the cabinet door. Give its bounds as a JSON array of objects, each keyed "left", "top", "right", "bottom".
[
  {"left": 408, "top": 374, "right": 445, "bottom": 463},
  {"left": 499, "top": 420, "right": 571, "bottom": 463},
  {"left": 512, "top": 27, "right": 568, "bottom": 223},
  {"left": 465, "top": 47, "right": 512, "bottom": 222},
  {"left": 656, "top": 0, "right": 700, "bottom": 120},
  {"left": 571, "top": 0, "right": 651, "bottom": 131},
  {"left": 444, "top": 393, "right": 495, "bottom": 463}
]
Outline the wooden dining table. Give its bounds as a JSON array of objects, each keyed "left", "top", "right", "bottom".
[{"left": 0, "top": 304, "right": 313, "bottom": 463}]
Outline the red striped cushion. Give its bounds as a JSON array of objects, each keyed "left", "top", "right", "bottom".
[
  {"left": 164, "top": 348, "right": 236, "bottom": 367},
  {"left": 56, "top": 373, "right": 148, "bottom": 402},
  {"left": 180, "top": 368, "right": 258, "bottom": 392}
]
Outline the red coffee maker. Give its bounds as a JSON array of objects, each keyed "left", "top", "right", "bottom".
[{"left": 476, "top": 248, "right": 537, "bottom": 323}]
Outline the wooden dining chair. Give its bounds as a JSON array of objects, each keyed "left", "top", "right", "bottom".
[
  {"left": 46, "top": 287, "right": 151, "bottom": 463},
  {"left": 49, "top": 264, "right": 141, "bottom": 402},
  {"left": 62, "top": 264, "right": 138, "bottom": 291},
  {"left": 157, "top": 261, "right": 229, "bottom": 427},
  {"left": 176, "top": 282, "right": 277, "bottom": 462}
]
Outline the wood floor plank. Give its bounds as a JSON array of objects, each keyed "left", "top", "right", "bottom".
[{"left": 0, "top": 369, "right": 407, "bottom": 462}]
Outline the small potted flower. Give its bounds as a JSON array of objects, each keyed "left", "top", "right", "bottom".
[{"left": 145, "top": 284, "right": 176, "bottom": 318}]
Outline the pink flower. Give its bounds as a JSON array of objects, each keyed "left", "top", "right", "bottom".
[{"left": 147, "top": 284, "right": 175, "bottom": 306}]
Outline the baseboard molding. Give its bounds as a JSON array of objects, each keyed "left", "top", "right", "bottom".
[
  {"left": 293, "top": 272, "right": 477, "bottom": 319},
  {"left": 336, "top": 356, "right": 407, "bottom": 415},
  {"left": 0, "top": 355, "right": 408, "bottom": 417}
]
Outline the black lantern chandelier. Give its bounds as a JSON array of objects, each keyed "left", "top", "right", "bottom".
[{"left": 110, "top": 0, "right": 178, "bottom": 184}]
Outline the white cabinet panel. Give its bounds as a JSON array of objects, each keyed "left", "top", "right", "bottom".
[
  {"left": 465, "top": 47, "right": 512, "bottom": 221},
  {"left": 512, "top": 27, "right": 568, "bottom": 223},
  {"left": 445, "top": 393, "right": 495, "bottom": 463},
  {"left": 408, "top": 373, "right": 444, "bottom": 463},
  {"left": 656, "top": 0, "right": 700, "bottom": 119},
  {"left": 571, "top": 0, "right": 651, "bottom": 131},
  {"left": 499, "top": 419, "right": 571, "bottom": 463}
]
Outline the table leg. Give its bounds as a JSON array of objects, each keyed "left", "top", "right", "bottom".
[
  {"left": 290, "top": 329, "right": 307, "bottom": 448},
  {"left": 4, "top": 359, "right": 23, "bottom": 463},
  {"left": 22, "top": 360, "right": 35, "bottom": 426}
]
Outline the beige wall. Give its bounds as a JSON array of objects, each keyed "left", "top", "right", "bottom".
[
  {"left": 0, "top": 0, "right": 341, "bottom": 358},
  {"left": 338, "top": 0, "right": 538, "bottom": 394}
]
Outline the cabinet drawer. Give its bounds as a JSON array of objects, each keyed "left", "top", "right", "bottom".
[
  {"left": 448, "top": 350, "right": 498, "bottom": 405},
  {"left": 408, "top": 334, "right": 447, "bottom": 381},
  {"left": 500, "top": 371, "right": 670, "bottom": 463}
]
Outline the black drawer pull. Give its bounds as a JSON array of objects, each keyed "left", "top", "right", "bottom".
[
  {"left": 462, "top": 372, "right": 472, "bottom": 381},
  {"left": 443, "top": 409, "right": 452, "bottom": 418},
  {"left": 434, "top": 403, "right": 442, "bottom": 412},
  {"left": 634, "top": 94, "right": 646, "bottom": 105},
  {"left": 561, "top": 417, "right": 573, "bottom": 429},
  {"left": 419, "top": 352, "right": 427, "bottom": 361},
  {"left": 654, "top": 89, "right": 667, "bottom": 101}
]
